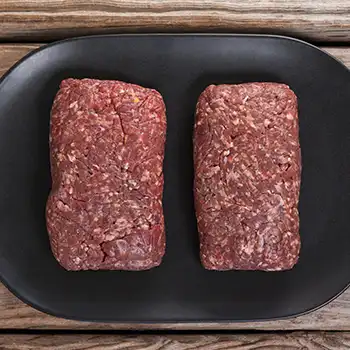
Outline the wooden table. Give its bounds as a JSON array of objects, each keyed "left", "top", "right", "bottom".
[{"left": 0, "top": 1, "right": 349, "bottom": 349}]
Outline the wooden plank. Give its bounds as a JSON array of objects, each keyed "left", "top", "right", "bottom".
[
  {"left": 0, "top": 44, "right": 349, "bottom": 330},
  {"left": 0, "top": 0, "right": 349, "bottom": 42},
  {"left": 324, "top": 47, "right": 350, "bottom": 67},
  {"left": 0, "top": 333, "right": 349, "bottom": 349},
  {"left": 0, "top": 44, "right": 40, "bottom": 76}
]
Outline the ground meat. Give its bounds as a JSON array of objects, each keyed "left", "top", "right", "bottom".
[
  {"left": 194, "top": 83, "right": 301, "bottom": 271},
  {"left": 46, "top": 78, "right": 166, "bottom": 271}
]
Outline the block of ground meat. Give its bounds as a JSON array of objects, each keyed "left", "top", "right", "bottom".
[
  {"left": 46, "top": 78, "right": 166, "bottom": 271},
  {"left": 194, "top": 83, "right": 301, "bottom": 271}
]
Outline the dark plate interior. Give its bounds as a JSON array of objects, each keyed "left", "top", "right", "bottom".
[{"left": 0, "top": 34, "right": 349, "bottom": 322}]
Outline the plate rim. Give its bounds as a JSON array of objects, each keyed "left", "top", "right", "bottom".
[
  {"left": 0, "top": 33, "right": 349, "bottom": 323},
  {"left": 0, "top": 33, "right": 349, "bottom": 90},
  {"left": 1, "top": 268, "right": 349, "bottom": 324}
]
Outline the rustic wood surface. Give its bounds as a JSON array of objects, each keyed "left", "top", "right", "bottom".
[
  {"left": 0, "top": 332, "right": 350, "bottom": 349},
  {"left": 0, "top": 44, "right": 349, "bottom": 332},
  {"left": 0, "top": 0, "right": 349, "bottom": 345},
  {"left": 1, "top": 0, "right": 350, "bottom": 42}
]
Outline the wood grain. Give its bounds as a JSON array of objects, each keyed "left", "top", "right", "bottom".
[
  {"left": 0, "top": 44, "right": 349, "bottom": 330},
  {"left": 1, "top": 0, "right": 350, "bottom": 42},
  {"left": 0, "top": 44, "right": 40, "bottom": 76},
  {"left": 0, "top": 332, "right": 349, "bottom": 349}
]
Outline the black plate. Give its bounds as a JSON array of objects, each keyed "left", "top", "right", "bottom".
[{"left": 0, "top": 34, "right": 349, "bottom": 323}]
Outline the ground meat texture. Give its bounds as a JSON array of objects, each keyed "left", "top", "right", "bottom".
[
  {"left": 194, "top": 83, "right": 301, "bottom": 271},
  {"left": 46, "top": 78, "right": 166, "bottom": 271}
]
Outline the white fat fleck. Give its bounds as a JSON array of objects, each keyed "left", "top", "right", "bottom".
[
  {"left": 209, "top": 255, "right": 223, "bottom": 266},
  {"left": 286, "top": 113, "right": 294, "bottom": 120},
  {"left": 221, "top": 238, "right": 229, "bottom": 247},
  {"left": 240, "top": 241, "right": 254, "bottom": 255},
  {"left": 206, "top": 166, "right": 220, "bottom": 177},
  {"left": 115, "top": 217, "right": 130, "bottom": 228},
  {"left": 73, "top": 257, "right": 81, "bottom": 264},
  {"left": 86, "top": 203, "right": 93, "bottom": 211},
  {"left": 232, "top": 118, "right": 239, "bottom": 125},
  {"left": 69, "top": 101, "right": 78, "bottom": 109},
  {"left": 116, "top": 239, "right": 128, "bottom": 255},
  {"left": 217, "top": 189, "right": 227, "bottom": 199},
  {"left": 242, "top": 96, "right": 249, "bottom": 104},
  {"left": 248, "top": 122, "right": 257, "bottom": 129},
  {"left": 291, "top": 238, "right": 299, "bottom": 246},
  {"left": 141, "top": 170, "right": 150, "bottom": 182},
  {"left": 244, "top": 169, "right": 254, "bottom": 179},
  {"left": 264, "top": 119, "right": 271, "bottom": 127},
  {"left": 104, "top": 234, "right": 115, "bottom": 241},
  {"left": 67, "top": 154, "right": 76, "bottom": 162},
  {"left": 156, "top": 165, "right": 163, "bottom": 176},
  {"left": 56, "top": 201, "right": 70, "bottom": 212},
  {"left": 141, "top": 223, "right": 150, "bottom": 230},
  {"left": 275, "top": 182, "right": 283, "bottom": 193},
  {"left": 226, "top": 171, "right": 240, "bottom": 181}
]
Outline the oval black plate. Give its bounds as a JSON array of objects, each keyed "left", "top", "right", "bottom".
[{"left": 0, "top": 34, "right": 349, "bottom": 323}]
